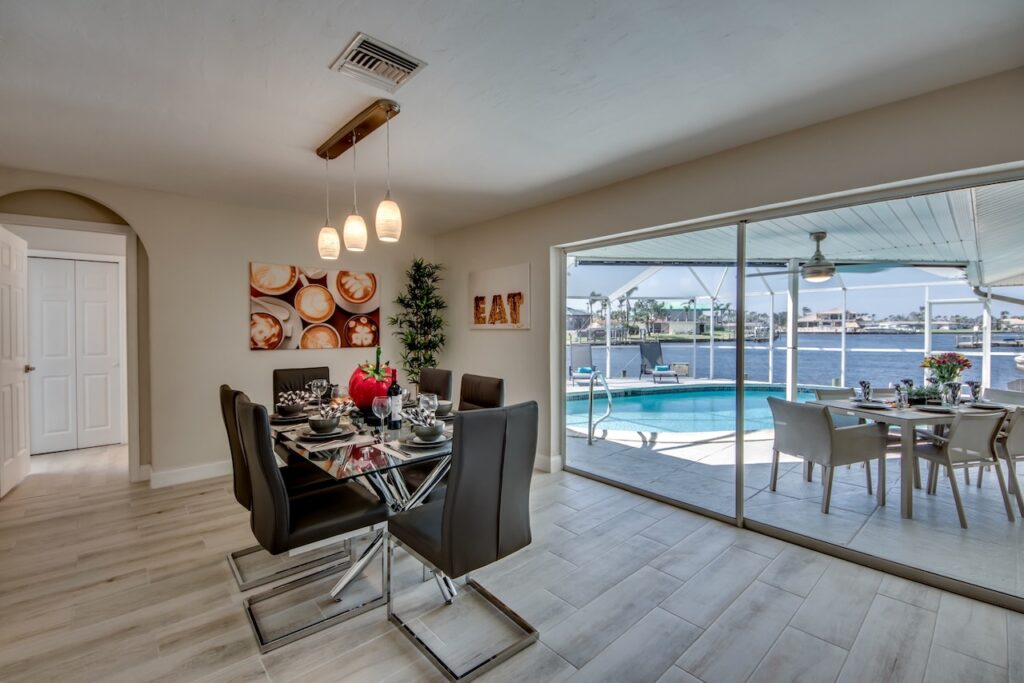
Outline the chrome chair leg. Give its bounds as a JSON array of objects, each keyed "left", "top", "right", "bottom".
[
  {"left": 433, "top": 571, "right": 453, "bottom": 605},
  {"left": 227, "top": 540, "right": 351, "bottom": 592},
  {"left": 243, "top": 531, "right": 385, "bottom": 653},
  {"left": 387, "top": 537, "right": 537, "bottom": 682}
]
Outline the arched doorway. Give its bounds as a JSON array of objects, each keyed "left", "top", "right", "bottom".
[{"left": 0, "top": 190, "right": 151, "bottom": 482}]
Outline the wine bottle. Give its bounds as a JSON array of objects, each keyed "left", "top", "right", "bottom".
[{"left": 387, "top": 375, "right": 402, "bottom": 430}]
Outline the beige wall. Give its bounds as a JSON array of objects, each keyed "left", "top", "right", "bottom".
[
  {"left": 0, "top": 166, "right": 435, "bottom": 479},
  {"left": 436, "top": 67, "right": 1024, "bottom": 470},
  {"left": 2, "top": 66, "right": 1023, "bottom": 479}
]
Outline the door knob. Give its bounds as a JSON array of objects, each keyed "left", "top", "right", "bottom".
[{"left": 24, "top": 365, "right": 35, "bottom": 373}]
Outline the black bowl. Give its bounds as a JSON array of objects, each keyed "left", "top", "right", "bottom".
[
  {"left": 276, "top": 403, "right": 304, "bottom": 417},
  {"left": 308, "top": 416, "right": 341, "bottom": 434}
]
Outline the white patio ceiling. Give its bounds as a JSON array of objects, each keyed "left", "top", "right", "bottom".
[{"left": 573, "top": 179, "right": 1024, "bottom": 287}]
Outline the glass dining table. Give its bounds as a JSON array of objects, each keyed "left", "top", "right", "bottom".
[{"left": 271, "top": 413, "right": 454, "bottom": 600}]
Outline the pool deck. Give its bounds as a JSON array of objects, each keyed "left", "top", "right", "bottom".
[{"left": 566, "top": 377, "right": 738, "bottom": 397}]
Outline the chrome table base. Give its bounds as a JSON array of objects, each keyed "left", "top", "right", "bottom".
[{"left": 329, "top": 456, "right": 451, "bottom": 599}]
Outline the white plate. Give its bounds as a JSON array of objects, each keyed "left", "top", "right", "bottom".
[
  {"left": 918, "top": 405, "right": 954, "bottom": 414},
  {"left": 852, "top": 401, "right": 890, "bottom": 410},
  {"left": 968, "top": 402, "right": 1006, "bottom": 411}
]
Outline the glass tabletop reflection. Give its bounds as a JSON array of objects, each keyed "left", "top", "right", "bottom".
[{"left": 272, "top": 417, "right": 454, "bottom": 483}]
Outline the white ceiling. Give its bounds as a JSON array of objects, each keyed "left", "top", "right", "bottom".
[{"left": 2, "top": 1, "right": 1024, "bottom": 234}]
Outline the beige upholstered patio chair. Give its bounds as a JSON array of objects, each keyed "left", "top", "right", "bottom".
[
  {"left": 983, "top": 387, "right": 1024, "bottom": 405},
  {"left": 767, "top": 397, "right": 888, "bottom": 513},
  {"left": 997, "top": 409, "right": 1024, "bottom": 516},
  {"left": 915, "top": 410, "right": 1014, "bottom": 529}
]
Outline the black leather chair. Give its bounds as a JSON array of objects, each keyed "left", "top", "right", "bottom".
[
  {"left": 272, "top": 366, "right": 330, "bottom": 400},
  {"left": 458, "top": 373, "right": 504, "bottom": 411},
  {"left": 386, "top": 401, "right": 539, "bottom": 680},
  {"left": 418, "top": 368, "right": 453, "bottom": 401},
  {"left": 220, "top": 385, "right": 344, "bottom": 590},
  {"left": 220, "top": 385, "right": 330, "bottom": 504},
  {"left": 235, "top": 395, "right": 391, "bottom": 652}
]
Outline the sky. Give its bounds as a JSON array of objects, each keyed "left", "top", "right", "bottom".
[{"left": 566, "top": 263, "right": 1024, "bottom": 319}]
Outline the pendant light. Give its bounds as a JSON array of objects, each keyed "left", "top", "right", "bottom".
[
  {"left": 343, "top": 130, "right": 368, "bottom": 252},
  {"left": 375, "top": 111, "right": 402, "bottom": 242},
  {"left": 317, "top": 155, "right": 341, "bottom": 260}
]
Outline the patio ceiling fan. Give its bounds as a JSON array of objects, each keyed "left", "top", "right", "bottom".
[{"left": 747, "top": 231, "right": 903, "bottom": 282}]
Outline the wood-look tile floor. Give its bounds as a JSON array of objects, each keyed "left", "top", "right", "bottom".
[
  {"left": 568, "top": 432, "right": 1024, "bottom": 595},
  {"left": 1, "top": 445, "right": 1022, "bottom": 682}
]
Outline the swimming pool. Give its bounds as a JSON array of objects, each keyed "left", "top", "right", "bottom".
[{"left": 566, "top": 386, "right": 811, "bottom": 433}]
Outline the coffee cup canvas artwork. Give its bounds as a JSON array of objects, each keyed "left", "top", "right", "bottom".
[
  {"left": 468, "top": 263, "right": 530, "bottom": 330},
  {"left": 249, "top": 262, "right": 381, "bottom": 350}
]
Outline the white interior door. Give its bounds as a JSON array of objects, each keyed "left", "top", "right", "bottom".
[
  {"left": 29, "top": 258, "right": 78, "bottom": 453},
  {"left": 75, "top": 260, "right": 122, "bottom": 449},
  {"left": 0, "top": 226, "right": 31, "bottom": 496}
]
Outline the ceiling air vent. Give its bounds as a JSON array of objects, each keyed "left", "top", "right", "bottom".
[{"left": 330, "top": 33, "right": 425, "bottom": 93}]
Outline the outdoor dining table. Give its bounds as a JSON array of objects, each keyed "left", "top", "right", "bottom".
[
  {"left": 270, "top": 414, "right": 454, "bottom": 600},
  {"left": 811, "top": 399, "right": 1019, "bottom": 519}
]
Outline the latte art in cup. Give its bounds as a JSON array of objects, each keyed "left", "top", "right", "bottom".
[
  {"left": 344, "top": 315, "right": 378, "bottom": 347},
  {"left": 250, "top": 312, "right": 284, "bottom": 350},
  {"left": 337, "top": 271, "right": 377, "bottom": 304},
  {"left": 250, "top": 263, "right": 298, "bottom": 295},
  {"left": 300, "top": 323, "right": 341, "bottom": 349},
  {"left": 294, "top": 284, "right": 335, "bottom": 323}
]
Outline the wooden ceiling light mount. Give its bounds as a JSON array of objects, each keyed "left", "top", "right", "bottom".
[{"left": 316, "top": 99, "right": 400, "bottom": 160}]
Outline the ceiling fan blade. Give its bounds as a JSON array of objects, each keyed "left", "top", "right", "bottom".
[
  {"left": 745, "top": 269, "right": 796, "bottom": 278},
  {"left": 834, "top": 261, "right": 901, "bottom": 273}
]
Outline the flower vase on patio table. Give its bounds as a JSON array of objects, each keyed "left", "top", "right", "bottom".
[{"left": 941, "top": 381, "right": 963, "bottom": 407}]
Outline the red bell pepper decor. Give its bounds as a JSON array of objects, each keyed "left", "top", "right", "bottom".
[{"left": 348, "top": 346, "right": 396, "bottom": 411}]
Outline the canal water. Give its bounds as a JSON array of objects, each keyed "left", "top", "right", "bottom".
[{"left": 572, "top": 333, "right": 1023, "bottom": 388}]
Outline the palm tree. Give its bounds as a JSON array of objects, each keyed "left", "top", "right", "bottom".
[{"left": 618, "top": 286, "right": 639, "bottom": 337}]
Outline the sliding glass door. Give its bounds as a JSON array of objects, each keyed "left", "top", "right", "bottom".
[
  {"left": 563, "top": 175, "right": 1024, "bottom": 606},
  {"left": 564, "top": 223, "right": 741, "bottom": 519}
]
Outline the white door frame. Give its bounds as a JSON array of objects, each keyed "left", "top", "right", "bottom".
[{"left": 2, "top": 213, "right": 145, "bottom": 482}]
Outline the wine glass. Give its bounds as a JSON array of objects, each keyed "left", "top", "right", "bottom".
[
  {"left": 372, "top": 396, "right": 390, "bottom": 438},
  {"left": 419, "top": 393, "right": 438, "bottom": 423},
  {"left": 858, "top": 380, "right": 872, "bottom": 401},
  {"left": 307, "top": 379, "right": 329, "bottom": 408}
]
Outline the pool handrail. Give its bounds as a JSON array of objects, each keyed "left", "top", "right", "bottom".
[{"left": 587, "top": 371, "right": 613, "bottom": 445}]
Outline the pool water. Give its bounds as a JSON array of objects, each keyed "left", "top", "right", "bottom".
[{"left": 566, "top": 387, "right": 810, "bottom": 433}]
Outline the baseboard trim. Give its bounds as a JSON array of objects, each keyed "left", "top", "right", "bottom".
[
  {"left": 534, "top": 452, "right": 563, "bottom": 473},
  {"left": 150, "top": 460, "right": 232, "bottom": 488},
  {"left": 130, "top": 464, "right": 151, "bottom": 483}
]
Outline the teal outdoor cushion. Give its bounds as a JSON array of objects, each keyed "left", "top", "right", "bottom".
[{"left": 655, "top": 364, "right": 671, "bottom": 372}]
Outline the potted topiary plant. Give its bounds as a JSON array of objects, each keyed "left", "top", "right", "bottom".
[
  {"left": 907, "top": 385, "right": 941, "bottom": 406},
  {"left": 388, "top": 258, "right": 447, "bottom": 388}
]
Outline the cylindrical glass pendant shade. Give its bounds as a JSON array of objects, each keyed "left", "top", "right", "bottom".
[
  {"left": 343, "top": 213, "right": 368, "bottom": 252},
  {"left": 317, "top": 224, "right": 340, "bottom": 260},
  {"left": 375, "top": 196, "right": 402, "bottom": 242}
]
